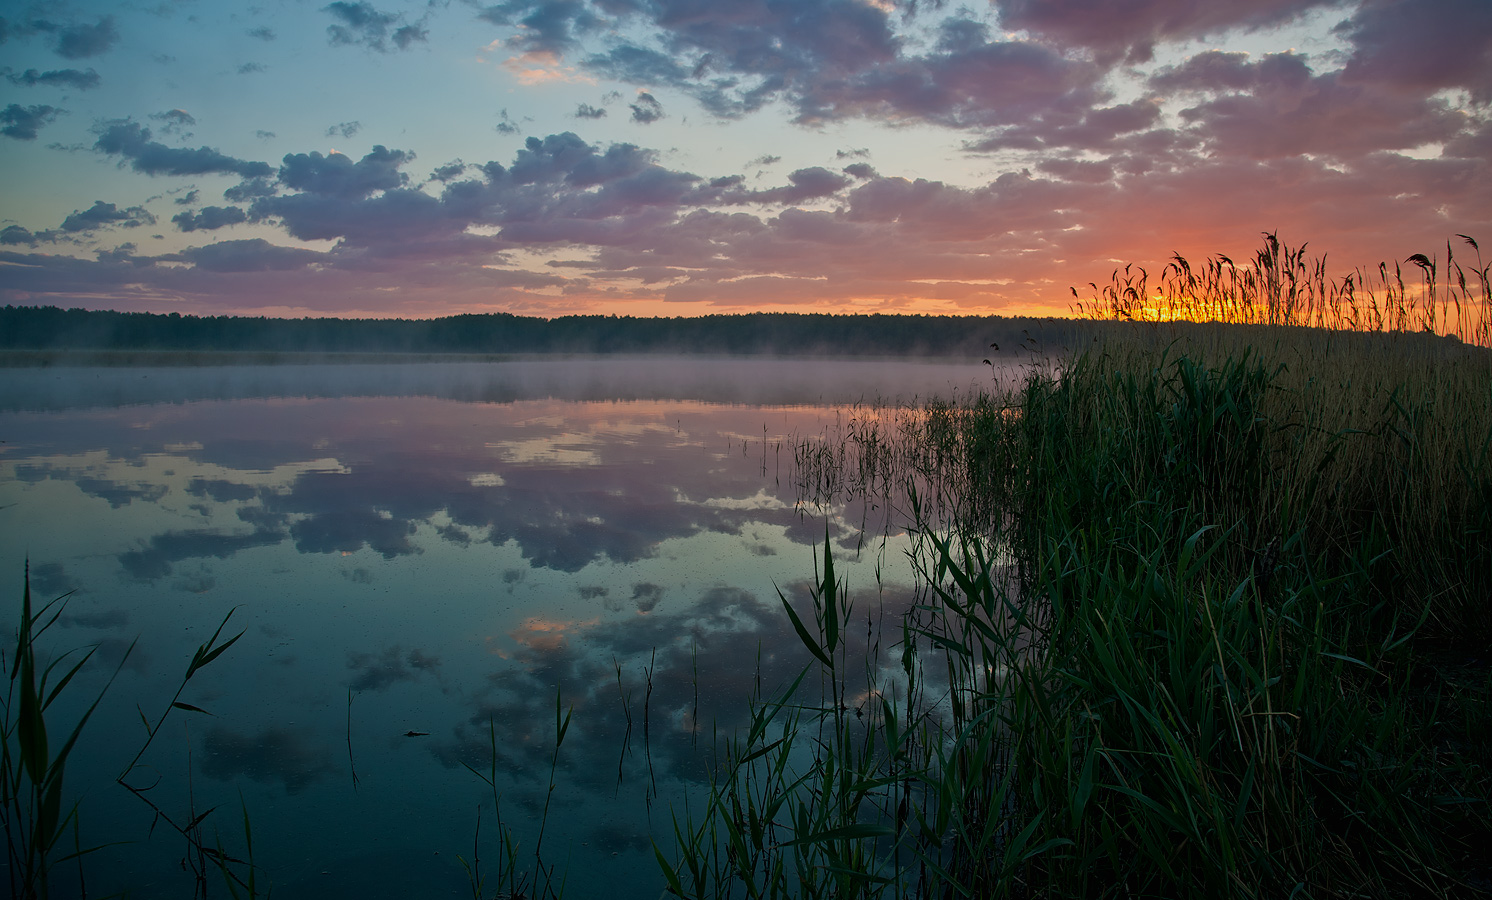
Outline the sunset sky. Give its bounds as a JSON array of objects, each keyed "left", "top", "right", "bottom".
[{"left": 1, "top": 0, "right": 1489, "bottom": 319}]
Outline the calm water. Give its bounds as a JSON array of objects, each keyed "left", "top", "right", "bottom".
[{"left": 0, "top": 356, "right": 989, "bottom": 898}]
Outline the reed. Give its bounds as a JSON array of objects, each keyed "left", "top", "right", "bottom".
[
  {"left": 1071, "top": 232, "right": 1492, "bottom": 348},
  {"left": 2, "top": 564, "right": 254, "bottom": 899},
  {"left": 662, "top": 236, "right": 1492, "bottom": 898}
]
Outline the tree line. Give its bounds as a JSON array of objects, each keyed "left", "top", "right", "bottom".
[{"left": 0, "top": 306, "right": 1090, "bottom": 359}]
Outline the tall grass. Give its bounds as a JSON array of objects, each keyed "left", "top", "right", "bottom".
[
  {"left": 1072, "top": 232, "right": 1491, "bottom": 348},
  {"left": 2, "top": 565, "right": 253, "bottom": 899},
  {"left": 661, "top": 236, "right": 1492, "bottom": 898}
]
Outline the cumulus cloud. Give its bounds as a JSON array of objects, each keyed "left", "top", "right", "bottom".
[
  {"left": 574, "top": 102, "right": 607, "bottom": 119},
  {"left": 347, "top": 645, "right": 441, "bottom": 692},
  {"left": 224, "top": 176, "right": 278, "bottom": 202},
  {"left": 176, "top": 238, "right": 323, "bottom": 273},
  {"left": 201, "top": 726, "right": 334, "bottom": 794},
  {"left": 477, "top": 0, "right": 606, "bottom": 56},
  {"left": 392, "top": 23, "right": 428, "bottom": 49},
  {"left": 277, "top": 145, "right": 411, "bottom": 198},
  {"left": 93, "top": 120, "right": 273, "bottom": 178},
  {"left": 1, "top": 103, "right": 62, "bottom": 140},
  {"left": 60, "top": 200, "right": 155, "bottom": 233},
  {"left": 247, "top": 26, "right": 276, "bottom": 41},
  {"left": 629, "top": 91, "right": 664, "bottom": 124},
  {"left": 993, "top": 0, "right": 1329, "bottom": 62},
  {"left": 119, "top": 527, "right": 281, "bottom": 580},
  {"left": 1337, "top": 0, "right": 1492, "bottom": 100},
  {"left": 1, "top": 225, "right": 38, "bottom": 246},
  {"left": 149, "top": 108, "right": 196, "bottom": 135},
  {"left": 325, "top": 120, "right": 362, "bottom": 139},
  {"left": 52, "top": 16, "right": 120, "bottom": 60},
  {"left": 5, "top": 67, "right": 100, "bottom": 90},
  {"left": 725, "top": 166, "right": 851, "bottom": 204},
  {"left": 172, "top": 205, "right": 249, "bottom": 232},
  {"left": 429, "top": 160, "right": 469, "bottom": 182},
  {"left": 323, "top": 1, "right": 427, "bottom": 52},
  {"left": 966, "top": 99, "right": 1162, "bottom": 153},
  {"left": 1154, "top": 51, "right": 1469, "bottom": 159},
  {"left": 579, "top": 0, "right": 902, "bottom": 120}
]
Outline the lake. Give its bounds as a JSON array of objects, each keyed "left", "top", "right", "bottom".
[{"left": 0, "top": 356, "right": 993, "bottom": 899}]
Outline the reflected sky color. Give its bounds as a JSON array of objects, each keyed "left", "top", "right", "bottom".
[{"left": 0, "top": 358, "right": 953, "bottom": 898}]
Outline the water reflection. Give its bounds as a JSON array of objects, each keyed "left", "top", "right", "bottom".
[{"left": 0, "top": 358, "right": 976, "bottom": 898}]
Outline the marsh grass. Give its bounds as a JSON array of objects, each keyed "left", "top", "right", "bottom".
[
  {"left": 662, "top": 236, "right": 1492, "bottom": 898},
  {"left": 2, "top": 564, "right": 132, "bottom": 900},
  {"left": 2, "top": 565, "right": 254, "bottom": 899},
  {"left": 1072, "top": 232, "right": 1492, "bottom": 348}
]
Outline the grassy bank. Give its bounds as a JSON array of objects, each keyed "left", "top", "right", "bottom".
[{"left": 663, "top": 237, "right": 1492, "bottom": 898}]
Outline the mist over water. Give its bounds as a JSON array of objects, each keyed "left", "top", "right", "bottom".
[
  {"left": 0, "top": 356, "right": 984, "bottom": 898},
  {"left": 0, "top": 355, "right": 1015, "bottom": 413}
]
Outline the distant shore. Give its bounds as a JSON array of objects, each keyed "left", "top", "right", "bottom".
[{"left": 0, "top": 348, "right": 539, "bottom": 367}]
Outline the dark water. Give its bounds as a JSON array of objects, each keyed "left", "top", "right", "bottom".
[{"left": 0, "top": 357, "right": 988, "bottom": 898}]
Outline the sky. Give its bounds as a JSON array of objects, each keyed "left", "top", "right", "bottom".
[{"left": 1, "top": 0, "right": 1489, "bottom": 320}]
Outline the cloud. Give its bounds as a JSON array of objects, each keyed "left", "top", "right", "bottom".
[
  {"left": 172, "top": 205, "right": 249, "bottom": 232},
  {"left": 238, "top": 62, "right": 266, "bottom": 75},
  {"left": 392, "top": 23, "right": 428, "bottom": 49},
  {"left": 992, "top": 0, "right": 1330, "bottom": 62},
  {"left": 277, "top": 145, "right": 411, "bottom": 198},
  {"left": 1155, "top": 52, "right": 1469, "bottom": 159},
  {"left": 580, "top": 0, "right": 902, "bottom": 120},
  {"left": 797, "top": 38, "right": 1107, "bottom": 129},
  {"left": 290, "top": 508, "right": 420, "bottom": 557},
  {"left": 224, "top": 176, "right": 278, "bottom": 202},
  {"left": 1151, "top": 49, "right": 1307, "bottom": 93},
  {"left": 149, "top": 108, "right": 196, "bottom": 135},
  {"left": 347, "top": 645, "right": 441, "bottom": 692},
  {"left": 324, "top": 1, "right": 426, "bottom": 52},
  {"left": 574, "top": 102, "right": 607, "bottom": 119},
  {"left": 965, "top": 99, "right": 1162, "bottom": 153},
  {"left": 725, "top": 167, "right": 851, "bottom": 205},
  {"left": 1, "top": 103, "right": 62, "bottom": 140},
  {"left": 5, "top": 67, "right": 100, "bottom": 90},
  {"left": 53, "top": 16, "right": 120, "bottom": 60},
  {"left": 176, "top": 238, "right": 323, "bottom": 273},
  {"left": 247, "top": 26, "right": 276, "bottom": 41},
  {"left": 1036, "top": 157, "right": 1116, "bottom": 183},
  {"left": 429, "top": 160, "right": 469, "bottom": 182},
  {"left": 188, "top": 478, "right": 258, "bottom": 502},
  {"left": 28, "top": 562, "right": 78, "bottom": 598},
  {"left": 631, "top": 581, "right": 664, "bottom": 612},
  {"left": 200, "top": 726, "right": 336, "bottom": 794},
  {"left": 495, "top": 108, "right": 521, "bottom": 135},
  {"left": 629, "top": 91, "right": 664, "bottom": 124},
  {"left": 326, "top": 120, "right": 362, "bottom": 139},
  {"left": 60, "top": 200, "right": 155, "bottom": 233},
  {"left": 1, "top": 225, "right": 38, "bottom": 246},
  {"left": 93, "top": 120, "right": 273, "bottom": 178},
  {"left": 1337, "top": 0, "right": 1492, "bottom": 100},
  {"left": 119, "top": 526, "right": 283, "bottom": 581},
  {"left": 477, "top": 0, "right": 606, "bottom": 56},
  {"left": 499, "top": 49, "right": 594, "bottom": 85}
]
